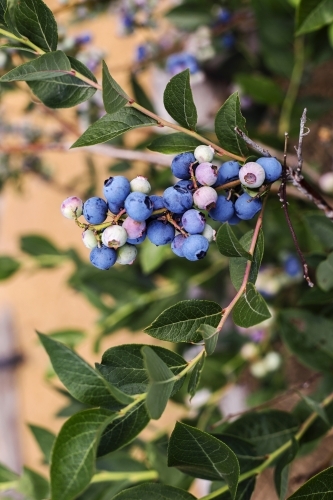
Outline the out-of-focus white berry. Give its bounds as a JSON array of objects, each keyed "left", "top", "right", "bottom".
[
  {"left": 202, "top": 223, "right": 216, "bottom": 242},
  {"left": 82, "top": 229, "right": 98, "bottom": 249},
  {"left": 250, "top": 360, "right": 268, "bottom": 378},
  {"left": 194, "top": 145, "right": 215, "bottom": 164},
  {"left": 264, "top": 352, "right": 281, "bottom": 372},
  {"left": 240, "top": 342, "right": 259, "bottom": 361},
  {"left": 318, "top": 172, "right": 333, "bottom": 194},
  {"left": 193, "top": 186, "right": 218, "bottom": 209},
  {"left": 61, "top": 196, "right": 83, "bottom": 219},
  {"left": 102, "top": 225, "right": 128, "bottom": 249},
  {"left": 239, "top": 162, "right": 266, "bottom": 188},
  {"left": 116, "top": 244, "right": 137, "bottom": 265},
  {"left": 130, "top": 176, "right": 151, "bottom": 194}
]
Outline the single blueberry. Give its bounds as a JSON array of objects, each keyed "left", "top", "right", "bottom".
[
  {"left": 256, "top": 157, "right": 282, "bottom": 183},
  {"left": 214, "top": 161, "right": 240, "bottom": 187},
  {"left": 171, "top": 234, "right": 186, "bottom": 257},
  {"left": 163, "top": 185, "right": 193, "bottom": 213},
  {"left": 171, "top": 152, "right": 196, "bottom": 180},
  {"left": 234, "top": 193, "right": 262, "bottom": 220},
  {"left": 124, "top": 192, "right": 153, "bottom": 222},
  {"left": 103, "top": 176, "right": 131, "bottom": 207},
  {"left": 182, "top": 235, "right": 209, "bottom": 261},
  {"left": 147, "top": 220, "right": 175, "bottom": 246},
  {"left": 90, "top": 245, "right": 117, "bottom": 270},
  {"left": 182, "top": 209, "right": 206, "bottom": 234},
  {"left": 208, "top": 195, "right": 235, "bottom": 222},
  {"left": 83, "top": 197, "right": 108, "bottom": 224},
  {"left": 127, "top": 232, "right": 147, "bottom": 245}
]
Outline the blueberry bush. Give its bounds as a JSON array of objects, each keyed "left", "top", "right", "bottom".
[{"left": 2, "top": 0, "right": 333, "bottom": 499}]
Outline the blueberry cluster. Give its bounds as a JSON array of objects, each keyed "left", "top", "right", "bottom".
[{"left": 61, "top": 146, "right": 282, "bottom": 271}]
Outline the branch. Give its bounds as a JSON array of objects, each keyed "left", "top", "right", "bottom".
[{"left": 234, "top": 127, "right": 271, "bottom": 157}]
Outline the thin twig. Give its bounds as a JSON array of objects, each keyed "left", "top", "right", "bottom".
[
  {"left": 234, "top": 127, "right": 271, "bottom": 157},
  {"left": 294, "top": 108, "right": 309, "bottom": 178}
]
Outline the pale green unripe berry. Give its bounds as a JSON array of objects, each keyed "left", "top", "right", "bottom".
[
  {"left": 264, "top": 352, "right": 281, "bottom": 372},
  {"left": 61, "top": 196, "right": 83, "bottom": 219},
  {"left": 116, "top": 244, "right": 137, "bottom": 265},
  {"left": 130, "top": 176, "right": 151, "bottom": 194},
  {"left": 240, "top": 342, "right": 259, "bottom": 361},
  {"left": 102, "top": 225, "right": 128, "bottom": 249},
  {"left": 318, "top": 172, "right": 333, "bottom": 194},
  {"left": 194, "top": 145, "right": 214, "bottom": 164},
  {"left": 239, "top": 162, "right": 265, "bottom": 188},
  {"left": 250, "top": 360, "right": 267, "bottom": 378},
  {"left": 202, "top": 223, "right": 216, "bottom": 242},
  {"left": 82, "top": 229, "right": 98, "bottom": 249}
]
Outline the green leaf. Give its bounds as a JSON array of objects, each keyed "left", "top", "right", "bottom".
[
  {"left": 299, "top": 393, "right": 330, "bottom": 426},
  {"left": 51, "top": 408, "right": 116, "bottom": 500},
  {"left": 214, "top": 435, "right": 264, "bottom": 474},
  {"left": 47, "top": 329, "right": 86, "bottom": 349},
  {"left": 163, "top": 69, "right": 197, "bottom": 130},
  {"left": 15, "top": 0, "right": 58, "bottom": 52},
  {"left": 236, "top": 73, "right": 284, "bottom": 106},
  {"left": 0, "top": 51, "right": 71, "bottom": 82},
  {"left": 130, "top": 72, "right": 155, "bottom": 113},
  {"left": 197, "top": 324, "right": 219, "bottom": 355},
  {"left": 0, "top": 256, "right": 20, "bottom": 280},
  {"left": 274, "top": 437, "right": 298, "bottom": 500},
  {"left": 215, "top": 92, "right": 248, "bottom": 158},
  {"left": 102, "top": 61, "right": 129, "bottom": 114},
  {"left": 316, "top": 251, "right": 333, "bottom": 291},
  {"left": 145, "top": 299, "right": 222, "bottom": 343},
  {"left": 232, "top": 283, "right": 271, "bottom": 328},
  {"left": 225, "top": 410, "right": 298, "bottom": 456},
  {"left": 140, "top": 238, "right": 172, "bottom": 274},
  {"left": 28, "top": 56, "right": 97, "bottom": 108},
  {"left": 216, "top": 224, "right": 252, "bottom": 259},
  {"left": 211, "top": 477, "right": 256, "bottom": 500},
  {"left": 0, "top": 0, "right": 7, "bottom": 24},
  {"left": 229, "top": 229, "right": 264, "bottom": 290},
  {"left": 142, "top": 346, "right": 175, "bottom": 420},
  {"left": 112, "top": 483, "right": 196, "bottom": 500},
  {"left": 187, "top": 352, "right": 205, "bottom": 399},
  {"left": 38, "top": 333, "right": 123, "bottom": 410},
  {"left": 4, "top": 0, "right": 20, "bottom": 37},
  {"left": 18, "top": 467, "right": 49, "bottom": 500},
  {"left": 71, "top": 107, "right": 157, "bottom": 148},
  {"left": 20, "top": 234, "right": 61, "bottom": 256},
  {"left": 280, "top": 309, "right": 333, "bottom": 372},
  {"left": 304, "top": 214, "right": 333, "bottom": 249},
  {"left": 166, "top": 2, "right": 211, "bottom": 30},
  {"left": 168, "top": 422, "right": 239, "bottom": 498},
  {"left": 97, "top": 400, "right": 149, "bottom": 456},
  {"left": 287, "top": 466, "right": 333, "bottom": 499},
  {"left": 0, "top": 462, "right": 19, "bottom": 482},
  {"left": 148, "top": 132, "right": 201, "bottom": 154},
  {"left": 296, "top": 0, "right": 333, "bottom": 35},
  {"left": 29, "top": 424, "right": 56, "bottom": 465}
]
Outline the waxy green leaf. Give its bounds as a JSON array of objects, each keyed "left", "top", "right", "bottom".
[
  {"left": 287, "top": 466, "right": 333, "bottom": 499},
  {"left": 163, "top": 69, "right": 197, "bottom": 130},
  {"left": 112, "top": 483, "right": 196, "bottom": 500},
  {"left": 232, "top": 283, "right": 271, "bottom": 328},
  {"left": 15, "top": 0, "right": 58, "bottom": 52},
  {"left": 0, "top": 256, "right": 20, "bottom": 280},
  {"left": 187, "top": 352, "right": 205, "bottom": 399},
  {"left": 148, "top": 132, "right": 201, "bottom": 154},
  {"left": 168, "top": 422, "right": 239, "bottom": 499},
  {"left": 197, "top": 324, "right": 219, "bottom": 355},
  {"left": 29, "top": 424, "right": 56, "bottom": 465},
  {"left": 0, "top": 51, "right": 70, "bottom": 82},
  {"left": 71, "top": 107, "right": 157, "bottom": 148},
  {"left": 215, "top": 92, "right": 248, "bottom": 158},
  {"left": 229, "top": 229, "right": 264, "bottom": 290},
  {"left": 145, "top": 299, "right": 222, "bottom": 343},
  {"left": 274, "top": 438, "right": 298, "bottom": 500},
  {"left": 296, "top": 0, "right": 333, "bottom": 35},
  {"left": 304, "top": 214, "right": 333, "bottom": 249},
  {"left": 102, "top": 61, "right": 129, "bottom": 114},
  {"left": 18, "top": 467, "right": 49, "bottom": 500},
  {"left": 216, "top": 224, "right": 252, "bottom": 259}
]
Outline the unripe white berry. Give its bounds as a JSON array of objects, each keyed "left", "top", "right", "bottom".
[
  {"left": 130, "top": 176, "right": 151, "bottom": 194},
  {"left": 240, "top": 342, "right": 259, "bottom": 361},
  {"left": 239, "top": 162, "right": 265, "bottom": 188},
  {"left": 250, "top": 360, "right": 268, "bottom": 378},
  {"left": 102, "top": 225, "right": 128, "bottom": 249},
  {"left": 263, "top": 352, "right": 281, "bottom": 372},
  {"left": 82, "top": 229, "right": 98, "bottom": 249},
  {"left": 61, "top": 196, "right": 83, "bottom": 219},
  {"left": 202, "top": 223, "right": 216, "bottom": 242},
  {"left": 116, "top": 244, "right": 137, "bottom": 265},
  {"left": 193, "top": 186, "right": 218, "bottom": 210},
  {"left": 194, "top": 145, "right": 215, "bottom": 164},
  {"left": 318, "top": 172, "right": 333, "bottom": 194}
]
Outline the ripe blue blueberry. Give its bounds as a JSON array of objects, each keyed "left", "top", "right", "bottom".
[
  {"left": 171, "top": 234, "right": 186, "bottom": 257},
  {"left": 166, "top": 52, "right": 199, "bottom": 76},
  {"left": 127, "top": 232, "right": 147, "bottom": 245},
  {"left": 90, "top": 245, "right": 117, "bottom": 270},
  {"left": 214, "top": 161, "right": 240, "bottom": 186},
  {"left": 103, "top": 176, "right": 131, "bottom": 207},
  {"left": 182, "top": 235, "right": 209, "bottom": 261},
  {"left": 149, "top": 195, "right": 165, "bottom": 210},
  {"left": 147, "top": 220, "right": 175, "bottom": 246},
  {"left": 283, "top": 255, "right": 302, "bottom": 277},
  {"left": 124, "top": 192, "right": 153, "bottom": 222},
  {"left": 163, "top": 185, "right": 193, "bottom": 213},
  {"left": 228, "top": 213, "right": 242, "bottom": 225},
  {"left": 208, "top": 195, "right": 235, "bottom": 222},
  {"left": 175, "top": 179, "right": 196, "bottom": 191},
  {"left": 182, "top": 209, "right": 206, "bottom": 234},
  {"left": 256, "top": 157, "right": 282, "bottom": 183},
  {"left": 83, "top": 197, "right": 108, "bottom": 224},
  {"left": 171, "top": 152, "right": 196, "bottom": 180},
  {"left": 235, "top": 193, "right": 262, "bottom": 220}
]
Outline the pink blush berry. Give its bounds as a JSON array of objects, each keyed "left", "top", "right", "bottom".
[
  {"left": 193, "top": 186, "right": 218, "bottom": 210},
  {"left": 61, "top": 196, "right": 83, "bottom": 219},
  {"left": 122, "top": 217, "right": 146, "bottom": 239},
  {"left": 195, "top": 162, "right": 218, "bottom": 186}
]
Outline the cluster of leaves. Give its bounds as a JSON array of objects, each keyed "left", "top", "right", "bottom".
[{"left": 1, "top": 0, "right": 333, "bottom": 499}]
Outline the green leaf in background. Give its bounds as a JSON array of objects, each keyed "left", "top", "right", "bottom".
[
  {"left": 0, "top": 51, "right": 70, "bottom": 82},
  {"left": 0, "top": 463, "right": 19, "bottom": 483},
  {"left": 232, "top": 283, "right": 271, "bottom": 328},
  {"left": 38, "top": 333, "right": 123, "bottom": 410},
  {"left": 17, "top": 467, "right": 49, "bottom": 500},
  {"left": 130, "top": 72, "right": 155, "bottom": 113},
  {"left": 210, "top": 477, "right": 256, "bottom": 500},
  {"left": 71, "top": 107, "right": 157, "bottom": 148},
  {"left": 280, "top": 309, "right": 333, "bottom": 372},
  {"left": 46, "top": 329, "right": 86, "bottom": 349},
  {"left": 20, "top": 234, "right": 61, "bottom": 256},
  {"left": 298, "top": 393, "right": 330, "bottom": 426},
  {"left": 197, "top": 324, "right": 219, "bottom": 355},
  {"left": 187, "top": 352, "right": 205, "bottom": 399},
  {"left": 215, "top": 92, "right": 248, "bottom": 158},
  {"left": 216, "top": 224, "right": 252, "bottom": 259},
  {"left": 29, "top": 424, "right": 56, "bottom": 465},
  {"left": 163, "top": 69, "right": 197, "bottom": 130},
  {"left": 145, "top": 299, "right": 222, "bottom": 343},
  {"left": 229, "top": 229, "right": 264, "bottom": 290},
  {"left": 97, "top": 400, "right": 149, "bottom": 456},
  {"left": 214, "top": 435, "right": 264, "bottom": 474},
  {"left": 112, "top": 483, "right": 197, "bottom": 500},
  {"left": 0, "top": 256, "right": 20, "bottom": 280},
  {"left": 287, "top": 466, "right": 333, "bottom": 499},
  {"left": 139, "top": 239, "right": 172, "bottom": 274},
  {"left": 316, "top": 251, "right": 333, "bottom": 291},
  {"left": 51, "top": 409, "right": 116, "bottom": 500},
  {"left": 28, "top": 56, "right": 97, "bottom": 108},
  {"left": 225, "top": 410, "right": 298, "bottom": 456},
  {"left": 102, "top": 61, "right": 129, "bottom": 114},
  {"left": 14, "top": 0, "right": 58, "bottom": 52},
  {"left": 168, "top": 422, "right": 239, "bottom": 498},
  {"left": 296, "top": 0, "right": 333, "bottom": 35},
  {"left": 148, "top": 132, "right": 201, "bottom": 154},
  {"left": 165, "top": 2, "right": 211, "bottom": 30},
  {"left": 304, "top": 214, "right": 333, "bottom": 249},
  {"left": 274, "top": 437, "right": 298, "bottom": 500},
  {"left": 0, "top": 0, "right": 6, "bottom": 24},
  {"left": 4, "top": 0, "right": 21, "bottom": 38},
  {"left": 142, "top": 346, "right": 175, "bottom": 419},
  {"left": 235, "top": 74, "right": 284, "bottom": 106}
]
